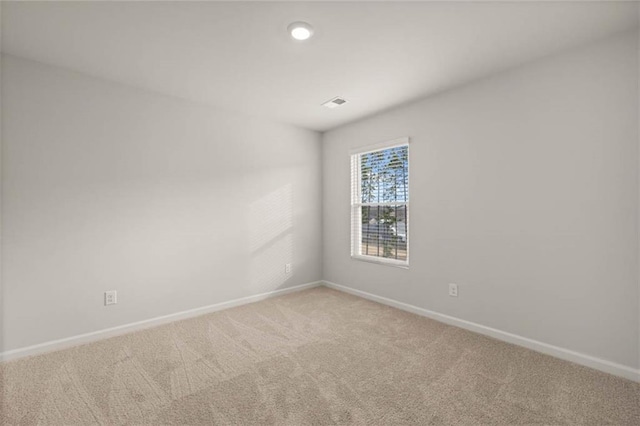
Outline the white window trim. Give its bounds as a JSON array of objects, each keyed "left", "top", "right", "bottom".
[
  {"left": 350, "top": 137, "right": 410, "bottom": 268},
  {"left": 351, "top": 254, "right": 410, "bottom": 269},
  {"left": 350, "top": 137, "right": 410, "bottom": 156}
]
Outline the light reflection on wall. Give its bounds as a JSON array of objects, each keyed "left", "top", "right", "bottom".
[{"left": 248, "top": 184, "right": 294, "bottom": 293}]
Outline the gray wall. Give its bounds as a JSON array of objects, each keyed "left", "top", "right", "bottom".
[
  {"left": 323, "top": 32, "right": 639, "bottom": 369},
  {"left": 1, "top": 55, "right": 322, "bottom": 352}
]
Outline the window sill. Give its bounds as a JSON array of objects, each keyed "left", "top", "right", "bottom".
[{"left": 351, "top": 255, "right": 409, "bottom": 269}]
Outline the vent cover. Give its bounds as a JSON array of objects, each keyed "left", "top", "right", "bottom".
[{"left": 322, "top": 96, "right": 348, "bottom": 109}]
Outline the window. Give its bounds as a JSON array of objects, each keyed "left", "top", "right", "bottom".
[{"left": 351, "top": 138, "right": 409, "bottom": 267}]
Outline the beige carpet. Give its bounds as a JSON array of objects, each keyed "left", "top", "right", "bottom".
[{"left": 1, "top": 286, "right": 639, "bottom": 425}]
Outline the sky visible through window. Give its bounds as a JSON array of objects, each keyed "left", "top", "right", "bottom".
[{"left": 360, "top": 146, "right": 409, "bottom": 204}]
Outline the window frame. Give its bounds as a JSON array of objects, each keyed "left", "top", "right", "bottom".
[{"left": 350, "top": 137, "right": 410, "bottom": 268}]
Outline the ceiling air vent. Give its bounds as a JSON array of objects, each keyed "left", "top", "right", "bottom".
[{"left": 322, "top": 96, "right": 348, "bottom": 109}]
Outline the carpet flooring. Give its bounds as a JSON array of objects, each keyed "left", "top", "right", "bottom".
[{"left": 1, "top": 286, "right": 639, "bottom": 425}]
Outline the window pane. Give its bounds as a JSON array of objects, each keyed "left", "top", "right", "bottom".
[
  {"left": 360, "top": 145, "right": 409, "bottom": 204},
  {"left": 351, "top": 141, "right": 409, "bottom": 265},
  {"left": 360, "top": 205, "right": 407, "bottom": 261}
]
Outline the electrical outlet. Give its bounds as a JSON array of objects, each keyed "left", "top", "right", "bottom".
[
  {"left": 285, "top": 263, "right": 292, "bottom": 274},
  {"left": 105, "top": 290, "right": 117, "bottom": 306},
  {"left": 448, "top": 283, "right": 458, "bottom": 297}
]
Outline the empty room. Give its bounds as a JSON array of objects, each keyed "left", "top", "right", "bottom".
[{"left": 1, "top": 1, "right": 639, "bottom": 424}]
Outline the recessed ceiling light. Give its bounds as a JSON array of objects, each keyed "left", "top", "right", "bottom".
[
  {"left": 322, "top": 96, "right": 348, "bottom": 109},
  {"left": 288, "top": 21, "right": 313, "bottom": 41}
]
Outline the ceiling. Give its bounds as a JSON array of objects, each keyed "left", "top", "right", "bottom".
[{"left": 2, "top": 1, "right": 638, "bottom": 132}]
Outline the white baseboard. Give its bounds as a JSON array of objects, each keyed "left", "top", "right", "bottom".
[
  {"left": 322, "top": 280, "right": 640, "bottom": 383},
  {"left": 0, "top": 281, "right": 322, "bottom": 363},
  {"left": 4, "top": 279, "right": 639, "bottom": 383}
]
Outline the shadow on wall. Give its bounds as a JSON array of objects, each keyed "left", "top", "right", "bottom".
[{"left": 249, "top": 184, "right": 294, "bottom": 293}]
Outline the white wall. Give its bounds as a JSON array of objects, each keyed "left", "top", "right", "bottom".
[
  {"left": 1, "top": 55, "right": 322, "bottom": 352},
  {"left": 323, "top": 32, "right": 639, "bottom": 369}
]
